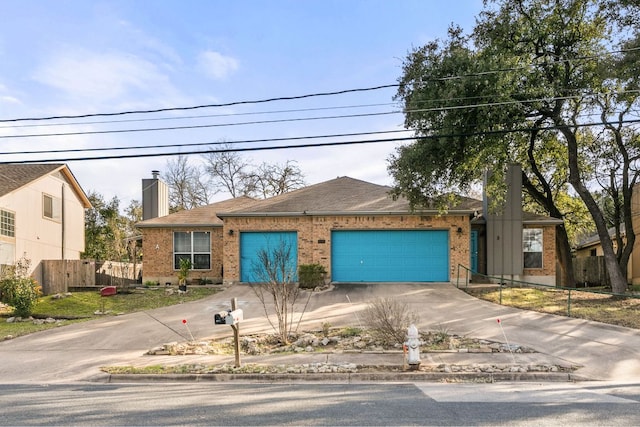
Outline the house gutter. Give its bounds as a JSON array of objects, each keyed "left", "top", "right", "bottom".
[
  {"left": 216, "top": 210, "right": 477, "bottom": 218},
  {"left": 135, "top": 223, "right": 223, "bottom": 229}
]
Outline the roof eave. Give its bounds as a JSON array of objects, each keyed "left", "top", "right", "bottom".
[
  {"left": 136, "top": 223, "right": 223, "bottom": 228},
  {"left": 523, "top": 219, "right": 564, "bottom": 225},
  {"left": 217, "top": 209, "right": 476, "bottom": 218}
]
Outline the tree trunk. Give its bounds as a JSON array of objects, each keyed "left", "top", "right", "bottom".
[
  {"left": 555, "top": 225, "right": 575, "bottom": 287},
  {"left": 562, "top": 126, "right": 628, "bottom": 293}
]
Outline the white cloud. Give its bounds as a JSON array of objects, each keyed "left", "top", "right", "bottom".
[
  {"left": 1, "top": 95, "right": 20, "bottom": 104},
  {"left": 197, "top": 50, "right": 239, "bottom": 80},
  {"left": 32, "top": 49, "right": 174, "bottom": 103}
]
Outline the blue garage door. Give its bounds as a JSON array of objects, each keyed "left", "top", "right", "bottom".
[
  {"left": 331, "top": 230, "right": 449, "bottom": 282},
  {"left": 240, "top": 232, "right": 298, "bottom": 283}
]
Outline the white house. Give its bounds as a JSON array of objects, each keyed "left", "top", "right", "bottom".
[{"left": 0, "top": 163, "right": 91, "bottom": 286}]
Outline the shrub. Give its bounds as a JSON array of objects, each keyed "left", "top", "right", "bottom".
[
  {"left": 177, "top": 258, "right": 192, "bottom": 284},
  {"left": 0, "top": 257, "right": 41, "bottom": 317},
  {"left": 339, "top": 326, "right": 363, "bottom": 337},
  {"left": 298, "top": 264, "right": 327, "bottom": 289},
  {"left": 362, "top": 297, "right": 420, "bottom": 346}
]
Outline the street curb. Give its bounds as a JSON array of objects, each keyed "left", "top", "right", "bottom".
[{"left": 100, "top": 371, "right": 586, "bottom": 384}]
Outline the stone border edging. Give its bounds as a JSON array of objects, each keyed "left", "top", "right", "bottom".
[{"left": 101, "top": 371, "right": 588, "bottom": 384}]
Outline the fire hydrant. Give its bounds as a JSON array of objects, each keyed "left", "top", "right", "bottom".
[{"left": 405, "top": 324, "right": 421, "bottom": 368}]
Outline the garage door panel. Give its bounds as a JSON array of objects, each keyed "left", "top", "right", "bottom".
[
  {"left": 240, "top": 232, "right": 298, "bottom": 283},
  {"left": 331, "top": 230, "right": 449, "bottom": 282}
]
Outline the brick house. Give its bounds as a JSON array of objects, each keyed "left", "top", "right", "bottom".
[
  {"left": 137, "top": 176, "right": 561, "bottom": 286},
  {"left": 136, "top": 196, "right": 256, "bottom": 285}
]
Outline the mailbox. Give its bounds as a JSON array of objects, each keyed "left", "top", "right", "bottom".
[
  {"left": 214, "top": 311, "right": 229, "bottom": 325},
  {"left": 214, "top": 309, "right": 243, "bottom": 325},
  {"left": 225, "top": 309, "right": 243, "bottom": 325}
]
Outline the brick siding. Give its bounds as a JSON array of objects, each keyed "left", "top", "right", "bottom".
[
  {"left": 523, "top": 225, "right": 557, "bottom": 277},
  {"left": 141, "top": 227, "right": 224, "bottom": 285},
  {"left": 221, "top": 214, "right": 472, "bottom": 284}
]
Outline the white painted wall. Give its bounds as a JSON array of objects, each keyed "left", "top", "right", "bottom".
[{"left": 0, "top": 170, "right": 86, "bottom": 284}]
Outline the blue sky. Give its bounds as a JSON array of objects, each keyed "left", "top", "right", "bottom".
[{"left": 0, "top": 1, "right": 483, "bottom": 207}]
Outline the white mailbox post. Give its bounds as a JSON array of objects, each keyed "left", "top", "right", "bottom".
[{"left": 214, "top": 298, "right": 243, "bottom": 367}]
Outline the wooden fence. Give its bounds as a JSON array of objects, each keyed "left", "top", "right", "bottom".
[
  {"left": 42, "top": 259, "right": 96, "bottom": 295},
  {"left": 572, "top": 256, "right": 610, "bottom": 287},
  {"left": 94, "top": 261, "right": 142, "bottom": 288},
  {"left": 39, "top": 260, "right": 141, "bottom": 295}
]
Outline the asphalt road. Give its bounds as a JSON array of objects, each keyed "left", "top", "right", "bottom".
[{"left": 1, "top": 382, "right": 639, "bottom": 426}]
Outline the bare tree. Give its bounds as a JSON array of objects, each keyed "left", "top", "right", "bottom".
[
  {"left": 244, "top": 160, "right": 306, "bottom": 199},
  {"left": 164, "top": 155, "right": 210, "bottom": 211},
  {"left": 201, "top": 142, "right": 251, "bottom": 197},
  {"left": 250, "top": 239, "right": 309, "bottom": 344}
]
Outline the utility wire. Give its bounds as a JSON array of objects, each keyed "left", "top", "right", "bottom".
[
  {"left": 2, "top": 46, "right": 639, "bottom": 124},
  {"left": 7, "top": 129, "right": 412, "bottom": 156},
  {"left": 0, "top": 102, "right": 400, "bottom": 129},
  {"left": 0, "top": 111, "right": 400, "bottom": 139},
  {"left": 5, "top": 103, "right": 635, "bottom": 157},
  {"left": 5, "top": 118, "right": 640, "bottom": 165},
  {"left": 4, "top": 89, "right": 640, "bottom": 140},
  {"left": 0, "top": 84, "right": 400, "bottom": 123}
]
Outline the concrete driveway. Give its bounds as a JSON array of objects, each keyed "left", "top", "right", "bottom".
[{"left": 1, "top": 282, "right": 639, "bottom": 383}]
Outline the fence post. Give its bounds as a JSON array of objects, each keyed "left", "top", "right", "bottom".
[
  {"left": 456, "top": 264, "right": 460, "bottom": 289},
  {"left": 499, "top": 274, "right": 503, "bottom": 305},
  {"left": 567, "top": 289, "right": 572, "bottom": 317}
]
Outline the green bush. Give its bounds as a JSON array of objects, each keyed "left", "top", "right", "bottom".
[
  {"left": 0, "top": 257, "right": 41, "bottom": 317},
  {"left": 298, "top": 264, "right": 326, "bottom": 289}
]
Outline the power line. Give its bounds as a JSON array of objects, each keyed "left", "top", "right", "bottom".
[
  {"left": 0, "top": 110, "right": 401, "bottom": 139},
  {"left": 3, "top": 89, "right": 639, "bottom": 140},
  {"left": 2, "top": 46, "right": 639, "bottom": 125},
  {"left": 5, "top": 117, "right": 640, "bottom": 165},
  {"left": 0, "top": 84, "right": 400, "bottom": 123},
  {"left": 6, "top": 129, "right": 412, "bottom": 156},
  {"left": 0, "top": 102, "right": 400, "bottom": 129}
]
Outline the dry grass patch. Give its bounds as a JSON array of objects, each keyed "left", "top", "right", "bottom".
[{"left": 465, "top": 287, "right": 640, "bottom": 329}]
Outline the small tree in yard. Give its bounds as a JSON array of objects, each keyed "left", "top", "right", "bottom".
[
  {"left": 0, "top": 256, "right": 41, "bottom": 317},
  {"left": 363, "top": 297, "right": 420, "bottom": 346},
  {"left": 251, "top": 239, "right": 309, "bottom": 344}
]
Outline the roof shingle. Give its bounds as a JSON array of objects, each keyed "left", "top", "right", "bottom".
[{"left": 0, "top": 164, "right": 66, "bottom": 197}]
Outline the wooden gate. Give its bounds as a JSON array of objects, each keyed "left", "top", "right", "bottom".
[{"left": 41, "top": 260, "right": 96, "bottom": 295}]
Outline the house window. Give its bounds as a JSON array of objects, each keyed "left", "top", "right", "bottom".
[
  {"left": 590, "top": 248, "right": 597, "bottom": 257},
  {"left": 523, "top": 228, "right": 543, "bottom": 269},
  {"left": 173, "top": 231, "right": 211, "bottom": 270},
  {"left": 0, "top": 209, "right": 15, "bottom": 237},
  {"left": 43, "top": 194, "right": 61, "bottom": 221}
]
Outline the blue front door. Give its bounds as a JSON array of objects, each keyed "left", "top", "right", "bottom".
[{"left": 470, "top": 230, "right": 478, "bottom": 273}]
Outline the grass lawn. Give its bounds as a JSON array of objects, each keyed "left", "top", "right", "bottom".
[
  {"left": 465, "top": 286, "right": 640, "bottom": 329},
  {"left": 1, "top": 286, "right": 221, "bottom": 340}
]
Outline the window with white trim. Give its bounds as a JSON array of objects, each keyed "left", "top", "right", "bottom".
[
  {"left": 523, "top": 228, "right": 543, "bottom": 268},
  {"left": 1, "top": 209, "right": 15, "bottom": 237},
  {"left": 173, "top": 231, "right": 211, "bottom": 270},
  {"left": 43, "top": 193, "right": 61, "bottom": 221}
]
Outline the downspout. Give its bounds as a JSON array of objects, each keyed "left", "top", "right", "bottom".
[
  {"left": 62, "top": 183, "right": 66, "bottom": 292},
  {"left": 61, "top": 183, "right": 66, "bottom": 260}
]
